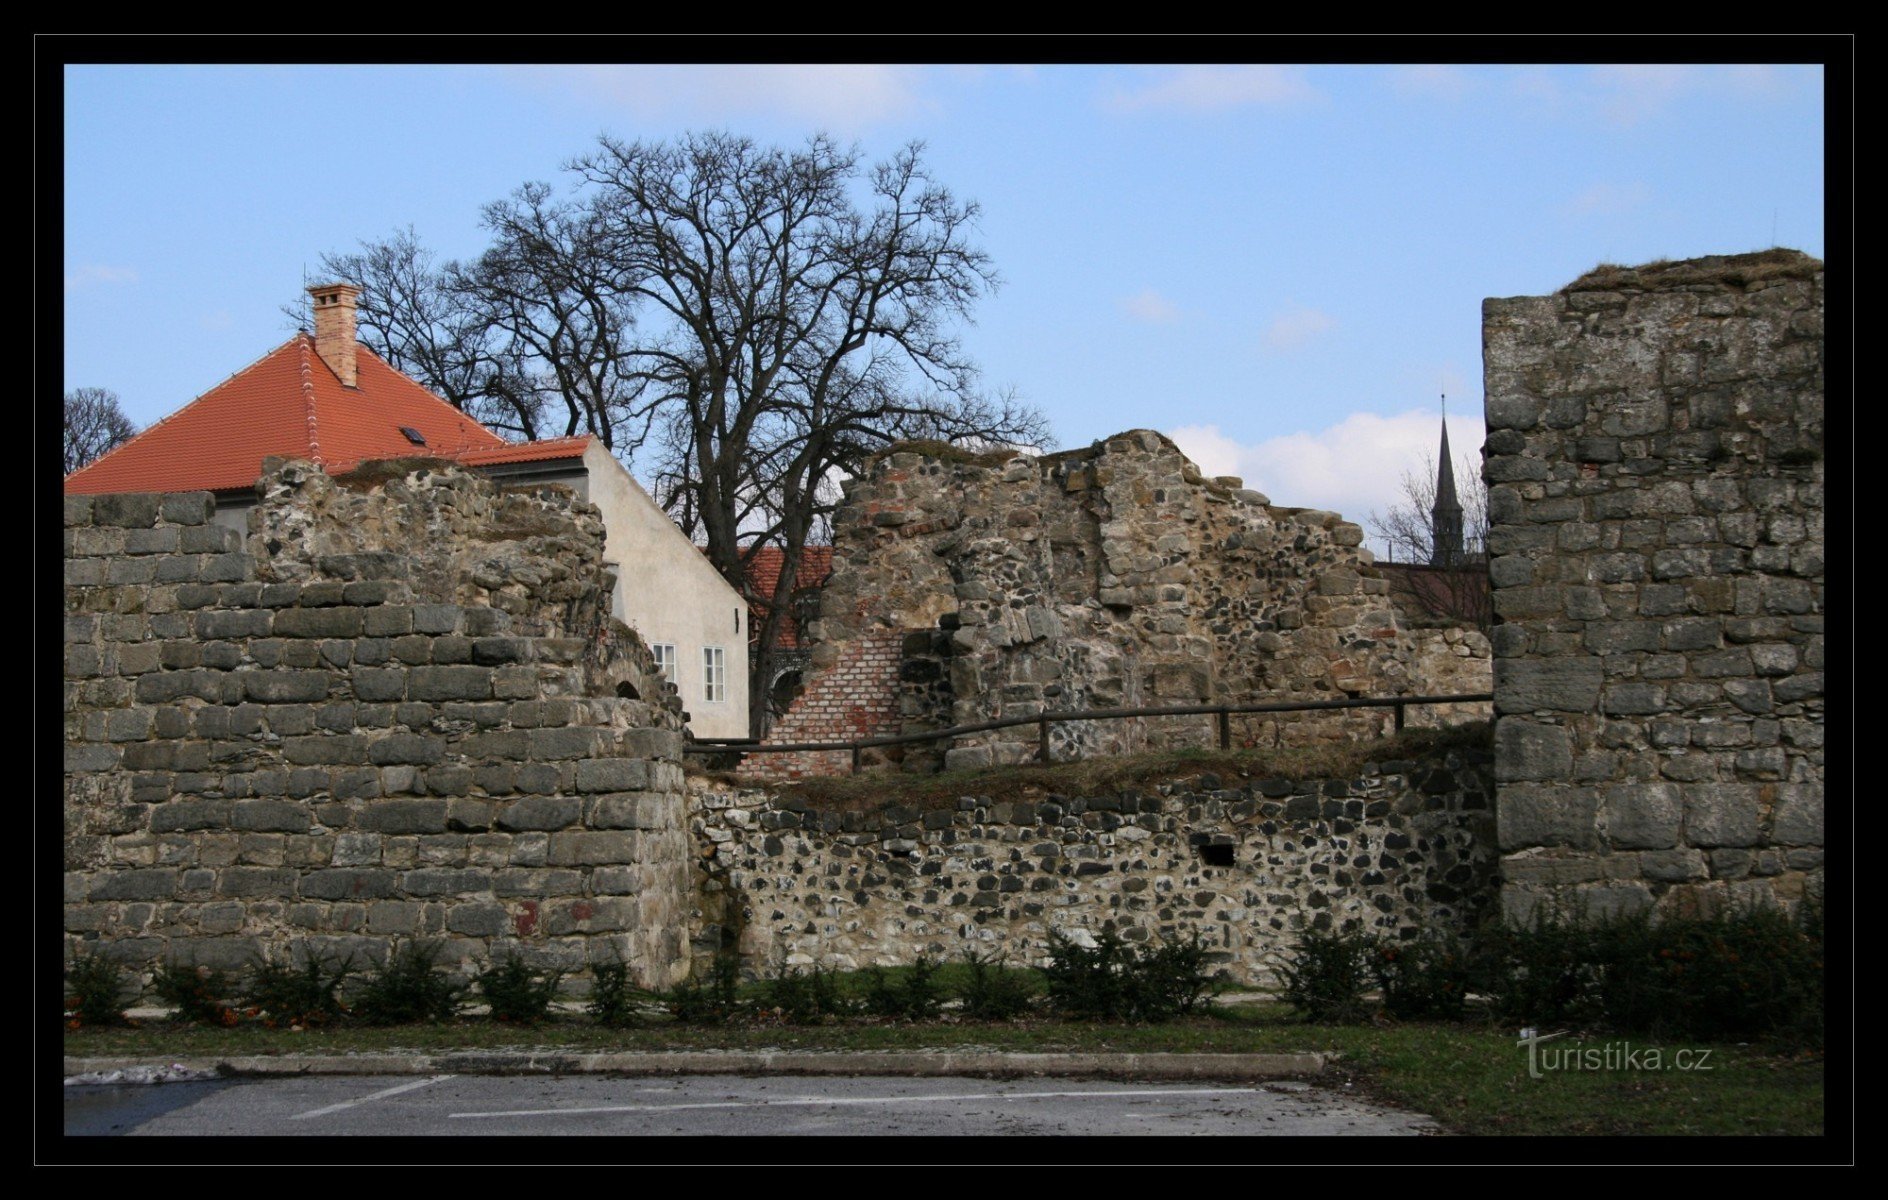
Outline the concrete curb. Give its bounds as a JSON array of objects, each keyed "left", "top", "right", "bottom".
[{"left": 67, "top": 1050, "right": 1327, "bottom": 1081}]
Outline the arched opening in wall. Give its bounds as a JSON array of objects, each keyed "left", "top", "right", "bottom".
[
  {"left": 769, "top": 669, "right": 805, "bottom": 715},
  {"left": 616, "top": 681, "right": 640, "bottom": 701}
]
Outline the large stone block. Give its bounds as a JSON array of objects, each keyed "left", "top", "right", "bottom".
[
  {"left": 1495, "top": 720, "right": 1573, "bottom": 783},
  {"left": 496, "top": 796, "right": 584, "bottom": 832},
  {"left": 1497, "top": 784, "right": 1600, "bottom": 851},
  {"left": 1603, "top": 782, "right": 1682, "bottom": 849},
  {"left": 1682, "top": 783, "right": 1761, "bottom": 848},
  {"left": 1771, "top": 782, "right": 1822, "bottom": 846},
  {"left": 1494, "top": 658, "right": 1603, "bottom": 714}
]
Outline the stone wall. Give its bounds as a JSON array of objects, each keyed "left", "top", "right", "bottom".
[
  {"left": 63, "top": 460, "right": 695, "bottom": 987},
  {"left": 765, "top": 431, "right": 1488, "bottom": 776},
  {"left": 688, "top": 736, "right": 1497, "bottom": 985},
  {"left": 1482, "top": 250, "right": 1824, "bottom": 921}
]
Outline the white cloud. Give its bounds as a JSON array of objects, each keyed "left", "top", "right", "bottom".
[
  {"left": 1166, "top": 409, "right": 1487, "bottom": 546},
  {"left": 1387, "top": 65, "right": 1472, "bottom": 100},
  {"left": 1261, "top": 305, "right": 1335, "bottom": 351},
  {"left": 502, "top": 64, "right": 929, "bottom": 128},
  {"left": 1121, "top": 288, "right": 1180, "bottom": 323},
  {"left": 1562, "top": 181, "right": 1651, "bottom": 218},
  {"left": 65, "top": 264, "right": 138, "bottom": 292},
  {"left": 1105, "top": 65, "right": 1317, "bottom": 113}
]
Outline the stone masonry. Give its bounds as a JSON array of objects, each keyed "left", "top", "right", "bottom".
[
  {"left": 689, "top": 734, "right": 1497, "bottom": 985},
  {"left": 756, "top": 432, "right": 1489, "bottom": 778},
  {"left": 63, "top": 459, "right": 695, "bottom": 987},
  {"left": 1483, "top": 250, "right": 1825, "bottom": 921}
]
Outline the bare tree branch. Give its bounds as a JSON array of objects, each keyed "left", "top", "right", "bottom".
[{"left": 64, "top": 387, "right": 137, "bottom": 474}]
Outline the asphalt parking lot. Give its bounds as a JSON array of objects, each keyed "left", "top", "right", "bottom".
[{"left": 66, "top": 1073, "right": 1441, "bottom": 1137}]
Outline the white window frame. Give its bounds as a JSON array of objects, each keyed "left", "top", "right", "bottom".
[
  {"left": 650, "top": 643, "right": 677, "bottom": 686},
  {"left": 702, "top": 646, "right": 726, "bottom": 704}
]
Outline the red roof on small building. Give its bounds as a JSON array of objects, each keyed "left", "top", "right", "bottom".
[
  {"left": 742, "top": 545, "right": 834, "bottom": 649},
  {"left": 63, "top": 334, "right": 540, "bottom": 496}
]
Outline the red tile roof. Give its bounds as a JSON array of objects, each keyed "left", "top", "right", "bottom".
[
  {"left": 456, "top": 437, "right": 592, "bottom": 468},
  {"left": 64, "top": 334, "right": 521, "bottom": 495},
  {"left": 742, "top": 545, "right": 834, "bottom": 649}
]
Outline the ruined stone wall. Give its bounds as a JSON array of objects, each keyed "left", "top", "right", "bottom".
[
  {"left": 63, "top": 461, "right": 695, "bottom": 987},
  {"left": 689, "top": 738, "right": 1497, "bottom": 985},
  {"left": 770, "top": 431, "right": 1480, "bottom": 775},
  {"left": 1482, "top": 250, "right": 1825, "bottom": 921}
]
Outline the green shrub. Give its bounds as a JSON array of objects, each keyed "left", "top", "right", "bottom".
[
  {"left": 1472, "top": 910, "right": 1596, "bottom": 1026},
  {"left": 1371, "top": 933, "right": 1472, "bottom": 1020},
  {"left": 476, "top": 954, "right": 565, "bottom": 1025},
  {"left": 587, "top": 959, "right": 647, "bottom": 1028},
  {"left": 664, "top": 950, "right": 743, "bottom": 1024},
  {"left": 863, "top": 955, "right": 943, "bottom": 1020},
  {"left": 1043, "top": 930, "right": 1218, "bottom": 1021},
  {"left": 1592, "top": 905, "right": 1822, "bottom": 1043},
  {"left": 243, "top": 949, "right": 354, "bottom": 1028},
  {"left": 64, "top": 945, "right": 137, "bottom": 1028},
  {"left": 959, "top": 948, "right": 1036, "bottom": 1021},
  {"left": 1129, "top": 933, "right": 1216, "bottom": 1019},
  {"left": 765, "top": 963, "right": 853, "bottom": 1023},
  {"left": 350, "top": 941, "right": 466, "bottom": 1025},
  {"left": 152, "top": 960, "right": 239, "bottom": 1026},
  {"left": 1278, "top": 925, "right": 1374, "bottom": 1024}
]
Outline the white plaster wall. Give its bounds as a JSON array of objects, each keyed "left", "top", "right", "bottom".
[{"left": 575, "top": 442, "right": 752, "bottom": 740}]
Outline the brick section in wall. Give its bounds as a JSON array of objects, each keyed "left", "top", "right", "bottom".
[{"left": 744, "top": 632, "right": 907, "bottom": 780}]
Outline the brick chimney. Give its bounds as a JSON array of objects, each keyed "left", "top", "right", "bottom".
[{"left": 307, "top": 282, "right": 361, "bottom": 388}]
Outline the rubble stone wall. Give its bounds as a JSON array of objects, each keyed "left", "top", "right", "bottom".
[
  {"left": 1482, "top": 250, "right": 1825, "bottom": 921},
  {"left": 689, "top": 737, "right": 1497, "bottom": 985},
  {"left": 768, "top": 432, "right": 1487, "bottom": 776},
  {"left": 62, "top": 460, "right": 695, "bottom": 987}
]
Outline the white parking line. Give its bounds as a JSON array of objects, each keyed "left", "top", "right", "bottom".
[
  {"left": 291, "top": 1075, "right": 455, "bottom": 1120},
  {"left": 449, "top": 1086, "right": 1262, "bottom": 1120}
]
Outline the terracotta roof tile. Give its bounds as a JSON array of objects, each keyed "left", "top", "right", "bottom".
[
  {"left": 742, "top": 545, "right": 833, "bottom": 649},
  {"left": 64, "top": 334, "right": 509, "bottom": 495}
]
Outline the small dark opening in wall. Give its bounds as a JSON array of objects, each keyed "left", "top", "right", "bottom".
[
  {"left": 615, "top": 681, "right": 640, "bottom": 701},
  {"left": 1197, "top": 843, "right": 1236, "bottom": 867}
]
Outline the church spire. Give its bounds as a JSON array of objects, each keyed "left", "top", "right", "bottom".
[{"left": 1430, "top": 394, "right": 1464, "bottom": 567}]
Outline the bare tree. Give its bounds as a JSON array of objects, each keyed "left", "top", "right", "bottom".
[
  {"left": 64, "top": 387, "right": 137, "bottom": 474},
  {"left": 1368, "top": 450, "right": 1490, "bottom": 628},
  {"left": 314, "top": 133, "right": 1051, "bottom": 733}
]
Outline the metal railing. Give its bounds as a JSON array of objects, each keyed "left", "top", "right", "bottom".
[{"left": 686, "top": 692, "right": 1494, "bottom": 774}]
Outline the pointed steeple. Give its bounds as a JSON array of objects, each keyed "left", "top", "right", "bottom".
[{"left": 1430, "top": 395, "right": 1464, "bottom": 567}]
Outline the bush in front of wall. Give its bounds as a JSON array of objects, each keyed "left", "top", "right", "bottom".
[
  {"left": 587, "top": 959, "right": 649, "bottom": 1028},
  {"left": 476, "top": 953, "right": 566, "bottom": 1025},
  {"left": 349, "top": 940, "right": 466, "bottom": 1025},
  {"left": 664, "top": 950, "right": 744, "bottom": 1024},
  {"left": 765, "top": 963, "right": 853, "bottom": 1023},
  {"left": 243, "top": 948, "right": 355, "bottom": 1028},
  {"left": 862, "top": 955, "right": 943, "bottom": 1020},
  {"left": 64, "top": 944, "right": 137, "bottom": 1029},
  {"left": 1042, "top": 929, "right": 1219, "bottom": 1021},
  {"left": 1371, "top": 932, "right": 1473, "bottom": 1020},
  {"left": 959, "top": 948, "right": 1036, "bottom": 1021},
  {"left": 1277, "top": 925, "right": 1375, "bottom": 1024},
  {"left": 152, "top": 959, "right": 240, "bottom": 1026}
]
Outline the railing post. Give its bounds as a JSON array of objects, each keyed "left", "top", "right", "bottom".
[
  {"left": 1394, "top": 702, "right": 1406, "bottom": 732},
  {"left": 1038, "top": 717, "right": 1051, "bottom": 764},
  {"left": 1217, "top": 709, "right": 1231, "bottom": 751},
  {"left": 850, "top": 744, "right": 861, "bottom": 775}
]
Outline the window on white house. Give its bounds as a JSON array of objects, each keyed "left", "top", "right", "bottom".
[
  {"left": 650, "top": 644, "right": 677, "bottom": 685},
  {"left": 703, "top": 646, "right": 726, "bottom": 703}
]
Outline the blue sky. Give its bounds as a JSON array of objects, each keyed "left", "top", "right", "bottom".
[{"left": 62, "top": 62, "right": 1827, "bottom": 557}]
